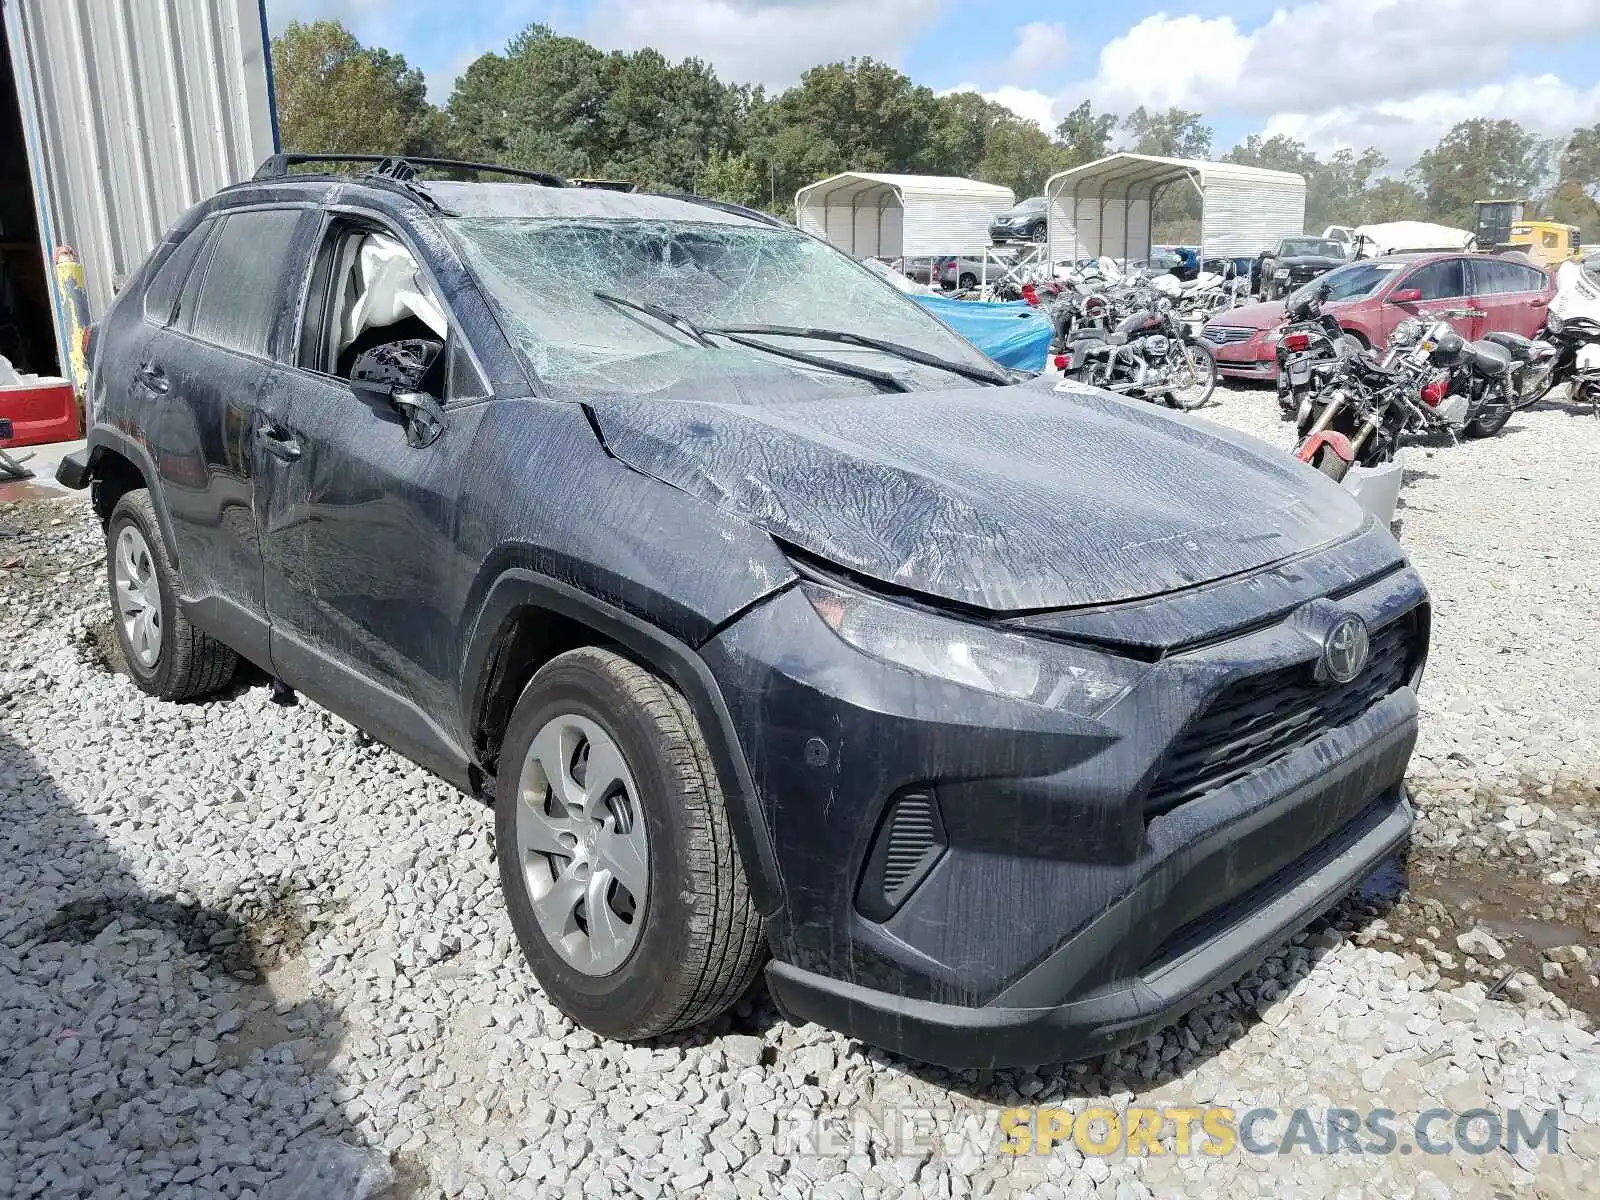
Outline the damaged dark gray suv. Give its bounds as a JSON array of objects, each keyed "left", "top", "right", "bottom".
[{"left": 58, "top": 155, "right": 1428, "bottom": 1069}]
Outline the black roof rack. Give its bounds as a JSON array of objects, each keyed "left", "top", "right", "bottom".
[{"left": 252, "top": 153, "right": 568, "bottom": 188}]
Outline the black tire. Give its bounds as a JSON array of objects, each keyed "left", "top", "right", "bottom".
[
  {"left": 958, "top": 273, "right": 978, "bottom": 291},
  {"left": 105, "top": 490, "right": 237, "bottom": 701},
  {"left": 1028, "top": 221, "right": 1047, "bottom": 243},
  {"left": 495, "top": 647, "right": 765, "bottom": 1041},
  {"left": 1465, "top": 383, "right": 1513, "bottom": 438},
  {"left": 1313, "top": 447, "right": 1351, "bottom": 482}
]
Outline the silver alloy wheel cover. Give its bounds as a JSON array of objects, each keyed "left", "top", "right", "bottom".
[
  {"left": 516, "top": 713, "right": 649, "bottom": 975},
  {"left": 113, "top": 524, "right": 162, "bottom": 669}
]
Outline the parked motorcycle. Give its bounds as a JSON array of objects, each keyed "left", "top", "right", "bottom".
[
  {"left": 1060, "top": 297, "right": 1218, "bottom": 410},
  {"left": 1275, "top": 281, "right": 1356, "bottom": 420}
]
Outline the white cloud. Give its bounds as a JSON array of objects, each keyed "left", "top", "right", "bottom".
[
  {"left": 1089, "top": 14, "right": 1249, "bottom": 113},
  {"left": 1080, "top": 0, "right": 1600, "bottom": 118},
  {"left": 584, "top": 0, "right": 945, "bottom": 90},
  {"left": 1003, "top": 21, "right": 1071, "bottom": 83},
  {"left": 943, "top": 83, "right": 1060, "bottom": 131},
  {"left": 1265, "top": 75, "right": 1600, "bottom": 166}
]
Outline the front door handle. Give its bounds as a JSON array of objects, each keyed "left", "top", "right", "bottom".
[
  {"left": 135, "top": 361, "right": 169, "bottom": 394},
  {"left": 256, "top": 423, "right": 302, "bottom": 462}
]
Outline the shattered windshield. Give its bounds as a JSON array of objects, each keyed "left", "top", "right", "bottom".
[{"left": 444, "top": 216, "right": 998, "bottom": 400}]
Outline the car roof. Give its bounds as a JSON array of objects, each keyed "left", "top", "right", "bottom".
[
  {"left": 419, "top": 181, "right": 770, "bottom": 225},
  {"left": 221, "top": 158, "right": 782, "bottom": 230}
]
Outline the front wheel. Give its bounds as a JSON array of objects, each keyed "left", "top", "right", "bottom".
[
  {"left": 495, "top": 647, "right": 765, "bottom": 1041},
  {"left": 1165, "top": 343, "right": 1217, "bottom": 410},
  {"left": 958, "top": 273, "right": 978, "bottom": 291}
]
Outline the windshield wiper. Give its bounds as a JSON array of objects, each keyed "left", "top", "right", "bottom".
[
  {"left": 593, "top": 291, "right": 715, "bottom": 347},
  {"left": 593, "top": 292, "right": 908, "bottom": 393},
  {"left": 717, "top": 332, "right": 910, "bottom": 393},
  {"left": 708, "top": 324, "right": 1012, "bottom": 386}
]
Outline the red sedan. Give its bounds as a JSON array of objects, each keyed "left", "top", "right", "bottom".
[{"left": 1201, "top": 252, "right": 1557, "bottom": 382}]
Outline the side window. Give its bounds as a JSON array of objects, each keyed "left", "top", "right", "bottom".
[
  {"left": 1469, "top": 258, "right": 1513, "bottom": 296},
  {"left": 298, "top": 221, "right": 454, "bottom": 398},
  {"left": 142, "top": 217, "right": 218, "bottom": 326},
  {"left": 1403, "top": 258, "right": 1465, "bottom": 300},
  {"left": 1513, "top": 264, "right": 1546, "bottom": 293},
  {"left": 176, "top": 208, "right": 304, "bottom": 356}
]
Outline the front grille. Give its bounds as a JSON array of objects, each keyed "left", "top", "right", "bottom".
[
  {"left": 1144, "top": 614, "right": 1416, "bottom": 818},
  {"left": 1204, "top": 326, "right": 1255, "bottom": 345}
]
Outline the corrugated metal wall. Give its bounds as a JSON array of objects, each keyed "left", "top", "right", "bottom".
[
  {"left": 1201, "top": 175, "right": 1306, "bottom": 256},
  {"left": 901, "top": 192, "right": 1011, "bottom": 258},
  {"left": 1047, "top": 195, "right": 1153, "bottom": 265},
  {"left": 3, "top": 0, "right": 276, "bottom": 357}
]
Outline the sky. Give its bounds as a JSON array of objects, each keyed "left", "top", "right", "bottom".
[{"left": 265, "top": 0, "right": 1600, "bottom": 171}]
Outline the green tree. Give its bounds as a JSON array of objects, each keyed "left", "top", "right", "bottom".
[
  {"left": 1122, "top": 106, "right": 1212, "bottom": 159},
  {"left": 698, "top": 149, "right": 764, "bottom": 208},
  {"left": 1360, "top": 178, "right": 1428, "bottom": 223},
  {"left": 976, "top": 113, "right": 1070, "bottom": 197},
  {"left": 444, "top": 26, "right": 744, "bottom": 192},
  {"left": 744, "top": 58, "right": 943, "bottom": 211},
  {"left": 1223, "top": 132, "right": 1317, "bottom": 177},
  {"left": 1053, "top": 100, "right": 1116, "bottom": 169},
  {"left": 271, "top": 20, "right": 434, "bottom": 155},
  {"left": 1410, "top": 119, "right": 1552, "bottom": 228}
]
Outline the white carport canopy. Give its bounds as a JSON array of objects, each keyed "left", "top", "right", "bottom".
[
  {"left": 1045, "top": 154, "right": 1306, "bottom": 262},
  {"left": 795, "top": 173, "right": 1015, "bottom": 258}
]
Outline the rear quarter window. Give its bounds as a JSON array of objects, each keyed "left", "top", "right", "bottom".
[
  {"left": 176, "top": 208, "right": 306, "bottom": 357},
  {"left": 141, "top": 217, "right": 218, "bottom": 327}
]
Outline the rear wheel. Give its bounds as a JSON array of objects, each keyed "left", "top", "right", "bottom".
[
  {"left": 105, "top": 490, "right": 237, "bottom": 700},
  {"left": 1465, "top": 382, "right": 1513, "bottom": 437},
  {"left": 495, "top": 647, "right": 765, "bottom": 1040},
  {"left": 1165, "top": 344, "right": 1217, "bottom": 410},
  {"left": 958, "top": 273, "right": 978, "bottom": 291}
]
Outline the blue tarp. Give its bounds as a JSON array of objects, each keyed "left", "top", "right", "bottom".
[{"left": 912, "top": 293, "right": 1054, "bottom": 373}]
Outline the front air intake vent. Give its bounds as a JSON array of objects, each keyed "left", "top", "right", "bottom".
[{"left": 856, "top": 790, "right": 947, "bottom": 922}]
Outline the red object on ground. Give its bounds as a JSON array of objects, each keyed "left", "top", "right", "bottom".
[{"left": 1, "top": 380, "right": 80, "bottom": 447}]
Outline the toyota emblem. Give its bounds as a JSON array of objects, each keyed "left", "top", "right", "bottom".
[{"left": 1320, "top": 614, "right": 1370, "bottom": 684}]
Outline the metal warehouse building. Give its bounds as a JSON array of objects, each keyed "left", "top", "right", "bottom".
[
  {"left": 795, "top": 173, "right": 1015, "bottom": 259},
  {"left": 1045, "top": 153, "right": 1306, "bottom": 263}
]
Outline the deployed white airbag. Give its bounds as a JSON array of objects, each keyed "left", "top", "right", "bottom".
[{"left": 339, "top": 233, "right": 448, "bottom": 350}]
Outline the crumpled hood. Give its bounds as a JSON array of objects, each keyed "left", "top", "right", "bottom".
[
  {"left": 1277, "top": 255, "right": 1345, "bottom": 270},
  {"left": 588, "top": 382, "right": 1368, "bottom": 612}
]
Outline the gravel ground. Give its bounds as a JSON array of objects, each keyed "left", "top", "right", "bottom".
[{"left": 3, "top": 383, "right": 1600, "bottom": 1199}]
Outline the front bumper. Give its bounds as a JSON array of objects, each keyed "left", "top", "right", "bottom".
[
  {"left": 769, "top": 783, "right": 1410, "bottom": 1068},
  {"left": 704, "top": 552, "right": 1427, "bottom": 1068},
  {"left": 1208, "top": 335, "right": 1279, "bottom": 380}
]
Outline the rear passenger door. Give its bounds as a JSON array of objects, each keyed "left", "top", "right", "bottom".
[
  {"left": 148, "top": 206, "right": 316, "bottom": 666},
  {"left": 1468, "top": 257, "right": 1550, "bottom": 337}
]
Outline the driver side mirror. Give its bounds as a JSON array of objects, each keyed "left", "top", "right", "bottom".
[
  {"left": 1316, "top": 281, "right": 1334, "bottom": 301},
  {"left": 1389, "top": 287, "right": 1423, "bottom": 304},
  {"left": 349, "top": 340, "right": 446, "bottom": 448}
]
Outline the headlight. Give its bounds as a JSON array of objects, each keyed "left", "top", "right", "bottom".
[
  {"left": 1546, "top": 313, "right": 1564, "bottom": 336},
  {"left": 802, "top": 581, "right": 1146, "bottom": 717}
]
